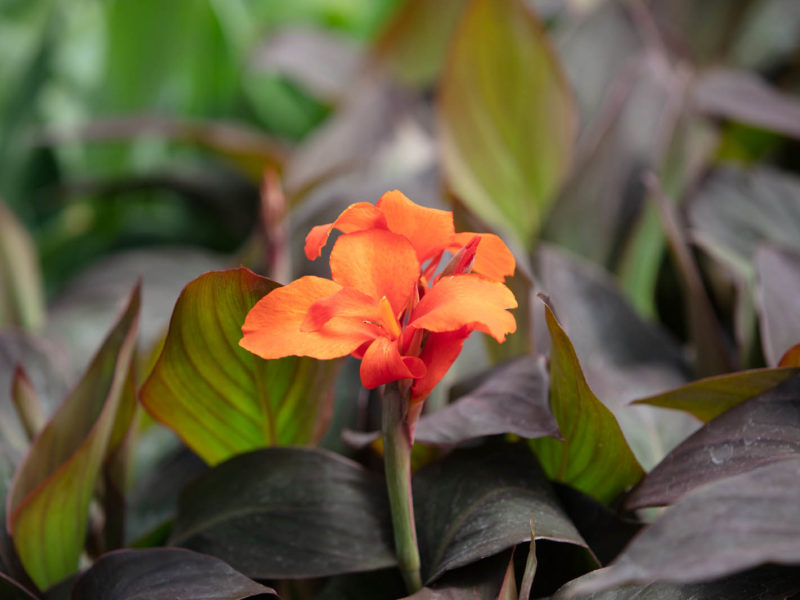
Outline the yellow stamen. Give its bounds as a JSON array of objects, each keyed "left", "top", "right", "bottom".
[{"left": 378, "top": 296, "right": 402, "bottom": 339}]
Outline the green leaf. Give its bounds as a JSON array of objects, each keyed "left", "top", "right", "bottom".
[
  {"left": 413, "top": 443, "right": 586, "bottom": 583},
  {"left": 140, "top": 268, "right": 340, "bottom": 465},
  {"left": 569, "top": 457, "right": 800, "bottom": 593},
  {"left": 70, "top": 548, "right": 277, "bottom": 600},
  {"left": 169, "top": 447, "right": 396, "bottom": 579},
  {"left": 626, "top": 376, "right": 800, "bottom": 510},
  {"left": 0, "top": 200, "right": 44, "bottom": 331},
  {"left": 7, "top": 283, "right": 140, "bottom": 590},
  {"left": 438, "top": 0, "right": 575, "bottom": 249},
  {"left": 529, "top": 298, "right": 644, "bottom": 504},
  {"left": 632, "top": 367, "right": 800, "bottom": 422}
]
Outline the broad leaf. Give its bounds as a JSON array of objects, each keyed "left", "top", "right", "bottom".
[
  {"left": 71, "top": 548, "right": 276, "bottom": 600},
  {"left": 633, "top": 367, "right": 800, "bottom": 422},
  {"left": 140, "top": 268, "right": 340, "bottom": 465},
  {"left": 170, "top": 447, "right": 395, "bottom": 579},
  {"left": 414, "top": 356, "right": 559, "bottom": 446},
  {"left": 405, "top": 552, "right": 515, "bottom": 600},
  {"left": 413, "top": 443, "right": 586, "bottom": 583},
  {"left": 756, "top": 244, "right": 800, "bottom": 366},
  {"left": 0, "top": 574, "right": 37, "bottom": 600},
  {"left": 692, "top": 69, "right": 800, "bottom": 140},
  {"left": 554, "top": 565, "right": 800, "bottom": 600},
  {"left": 572, "top": 457, "right": 800, "bottom": 592},
  {"left": 529, "top": 299, "right": 644, "bottom": 503},
  {"left": 7, "top": 284, "right": 140, "bottom": 590},
  {"left": 625, "top": 376, "right": 800, "bottom": 510},
  {"left": 438, "top": 0, "right": 575, "bottom": 248},
  {"left": 535, "top": 245, "right": 696, "bottom": 470}
]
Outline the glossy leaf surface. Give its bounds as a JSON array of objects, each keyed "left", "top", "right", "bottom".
[
  {"left": 439, "top": 0, "right": 575, "bottom": 248},
  {"left": 529, "top": 300, "right": 643, "bottom": 503},
  {"left": 573, "top": 458, "right": 800, "bottom": 592},
  {"left": 170, "top": 447, "right": 395, "bottom": 579},
  {"left": 633, "top": 367, "right": 800, "bottom": 422},
  {"left": 140, "top": 268, "right": 340, "bottom": 465},
  {"left": 413, "top": 444, "right": 586, "bottom": 583},
  {"left": 626, "top": 376, "right": 800, "bottom": 509},
  {"left": 414, "top": 356, "right": 559, "bottom": 446},
  {"left": 7, "top": 284, "right": 140, "bottom": 589},
  {"left": 71, "top": 548, "right": 276, "bottom": 600}
]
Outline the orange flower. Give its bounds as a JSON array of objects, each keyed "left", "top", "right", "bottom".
[{"left": 240, "top": 191, "right": 517, "bottom": 403}]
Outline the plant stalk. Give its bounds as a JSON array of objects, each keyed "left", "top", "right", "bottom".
[{"left": 382, "top": 382, "right": 423, "bottom": 593}]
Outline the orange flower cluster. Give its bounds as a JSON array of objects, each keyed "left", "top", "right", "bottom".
[{"left": 240, "top": 191, "right": 517, "bottom": 403}]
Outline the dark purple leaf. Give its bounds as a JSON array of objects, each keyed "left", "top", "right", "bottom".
[
  {"left": 404, "top": 551, "right": 515, "bottom": 600},
  {"left": 572, "top": 457, "right": 800, "bottom": 592},
  {"left": 756, "top": 244, "right": 800, "bottom": 366},
  {"left": 692, "top": 69, "right": 800, "bottom": 139},
  {"left": 71, "top": 548, "right": 276, "bottom": 600},
  {"left": 625, "top": 375, "right": 800, "bottom": 510},
  {"left": 0, "top": 573, "right": 37, "bottom": 600},
  {"left": 413, "top": 443, "right": 586, "bottom": 583},
  {"left": 170, "top": 447, "right": 395, "bottom": 579},
  {"left": 413, "top": 356, "right": 559, "bottom": 446}
]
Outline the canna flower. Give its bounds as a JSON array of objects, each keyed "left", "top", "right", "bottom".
[{"left": 240, "top": 190, "right": 517, "bottom": 405}]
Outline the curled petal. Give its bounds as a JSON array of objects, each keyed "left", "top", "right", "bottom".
[
  {"left": 411, "top": 327, "right": 471, "bottom": 403},
  {"left": 409, "top": 274, "right": 517, "bottom": 343},
  {"left": 330, "top": 229, "right": 419, "bottom": 316},
  {"left": 240, "top": 276, "right": 373, "bottom": 360},
  {"left": 450, "top": 232, "right": 515, "bottom": 281},
  {"left": 304, "top": 202, "right": 387, "bottom": 260},
  {"left": 377, "top": 190, "right": 455, "bottom": 263},
  {"left": 360, "top": 336, "right": 426, "bottom": 389}
]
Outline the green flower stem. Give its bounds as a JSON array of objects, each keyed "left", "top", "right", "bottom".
[{"left": 382, "top": 382, "right": 423, "bottom": 593}]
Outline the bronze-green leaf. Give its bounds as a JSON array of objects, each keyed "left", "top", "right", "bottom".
[
  {"left": 438, "top": 0, "right": 576, "bottom": 249},
  {"left": 6, "top": 283, "right": 140, "bottom": 590},
  {"left": 140, "top": 268, "right": 340, "bottom": 465},
  {"left": 632, "top": 367, "right": 800, "bottom": 422},
  {"left": 529, "top": 298, "right": 643, "bottom": 503}
]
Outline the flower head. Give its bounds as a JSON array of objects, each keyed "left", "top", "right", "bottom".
[{"left": 240, "top": 190, "right": 517, "bottom": 403}]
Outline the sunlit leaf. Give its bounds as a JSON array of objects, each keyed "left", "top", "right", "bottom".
[
  {"left": 70, "top": 548, "right": 277, "bottom": 600},
  {"left": 140, "top": 268, "right": 340, "bottom": 465},
  {"left": 626, "top": 375, "right": 800, "bottom": 510},
  {"left": 413, "top": 356, "right": 559, "bottom": 446},
  {"left": 569, "top": 457, "right": 800, "bottom": 592},
  {"left": 438, "top": 0, "right": 576, "bottom": 248},
  {"left": 529, "top": 298, "right": 644, "bottom": 503},
  {"left": 7, "top": 284, "right": 140, "bottom": 590},
  {"left": 414, "top": 444, "right": 586, "bottom": 583},
  {"left": 170, "top": 447, "right": 395, "bottom": 579},
  {"left": 756, "top": 244, "right": 800, "bottom": 366},
  {"left": 633, "top": 367, "right": 800, "bottom": 422}
]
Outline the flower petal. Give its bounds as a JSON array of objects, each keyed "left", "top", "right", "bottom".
[
  {"left": 411, "top": 327, "right": 471, "bottom": 402},
  {"left": 377, "top": 190, "right": 455, "bottom": 263},
  {"left": 240, "top": 276, "right": 373, "bottom": 360},
  {"left": 329, "top": 229, "right": 420, "bottom": 316},
  {"left": 360, "top": 336, "right": 426, "bottom": 389},
  {"left": 409, "top": 274, "right": 517, "bottom": 342},
  {"left": 304, "top": 202, "right": 388, "bottom": 260},
  {"left": 451, "top": 232, "right": 515, "bottom": 281},
  {"left": 303, "top": 287, "right": 381, "bottom": 332}
]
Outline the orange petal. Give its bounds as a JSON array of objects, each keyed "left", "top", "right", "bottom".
[
  {"left": 359, "top": 336, "right": 426, "bottom": 389},
  {"left": 329, "top": 229, "right": 420, "bottom": 316},
  {"left": 240, "top": 276, "right": 373, "bottom": 360},
  {"left": 411, "top": 327, "right": 471, "bottom": 402},
  {"left": 303, "top": 287, "right": 380, "bottom": 332},
  {"left": 377, "top": 190, "right": 455, "bottom": 263},
  {"left": 451, "top": 232, "right": 515, "bottom": 281},
  {"left": 304, "top": 202, "right": 388, "bottom": 260},
  {"left": 409, "top": 274, "right": 517, "bottom": 342}
]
